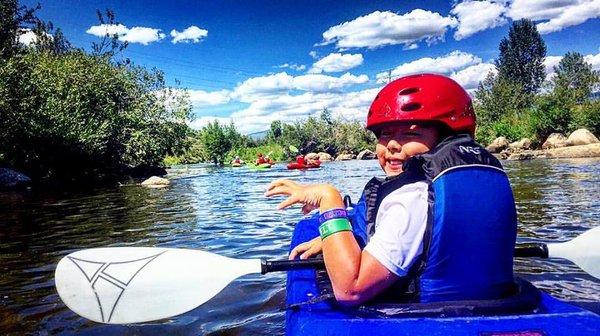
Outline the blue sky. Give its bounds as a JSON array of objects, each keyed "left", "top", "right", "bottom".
[{"left": 23, "top": 0, "right": 600, "bottom": 134}]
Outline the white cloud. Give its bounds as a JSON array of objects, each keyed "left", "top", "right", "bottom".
[
  {"left": 319, "top": 10, "right": 457, "bottom": 49},
  {"left": 188, "top": 89, "right": 231, "bottom": 107},
  {"left": 309, "top": 51, "right": 319, "bottom": 59},
  {"left": 584, "top": 52, "right": 600, "bottom": 71},
  {"left": 376, "top": 51, "right": 482, "bottom": 82},
  {"left": 450, "top": 63, "right": 497, "bottom": 91},
  {"left": 188, "top": 116, "right": 233, "bottom": 130},
  {"left": 543, "top": 52, "right": 600, "bottom": 81},
  {"left": 451, "top": 1, "right": 507, "bottom": 40},
  {"left": 86, "top": 24, "right": 129, "bottom": 36},
  {"left": 404, "top": 43, "right": 418, "bottom": 50},
  {"left": 170, "top": 26, "right": 208, "bottom": 43},
  {"left": 293, "top": 73, "right": 369, "bottom": 92},
  {"left": 233, "top": 72, "right": 295, "bottom": 102},
  {"left": 277, "top": 63, "right": 307, "bottom": 71},
  {"left": 17, "top": 29, "right": 52, "bottom": 46},
  {"left": 509, "top": 0, "right": 600, "bottom": 34},
  {"left": 308, "top": 53, "right": 364, "bottom": 73},
  {"left": 544, "top": 55, "right": 564, "bottom": 80},
  {"left": 86, "top": 24, "right": 165, "bottom": 45},
  {"left": 232, "top": 72, "right": 369, "bottom": 102},
  {"left": 229, "top": 87, "right": 381, "bottom": 134}
]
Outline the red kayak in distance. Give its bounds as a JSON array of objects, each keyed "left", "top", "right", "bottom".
[{"left": 287, "top": 161, "right": 321, "bottom": 170}]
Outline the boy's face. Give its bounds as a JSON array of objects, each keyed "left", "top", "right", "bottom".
[{"left": 375, "top": 123, "right": 440, "bottom": 176}]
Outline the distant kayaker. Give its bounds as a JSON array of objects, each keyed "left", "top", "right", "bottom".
[
  {"left": 266, "top": 74, "right": 516, "bottom": 306},
  {"left": 231, "top": 156, "right": 244, "bottom": 165},
  {"left": 295, "top": 155, "right": 305, "bottom": 166},
  {"left": 256, "top": 153, "right": 267, "bottom": 165},
  {"left": 264, "top": 155, "right": 274, "bottom": 165}
]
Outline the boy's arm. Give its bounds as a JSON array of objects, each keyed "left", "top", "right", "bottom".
[{"left": 266, "top": 180, "right": 398, "bottom": 306}]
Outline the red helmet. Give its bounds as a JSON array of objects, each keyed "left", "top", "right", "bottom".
[{"left": 367, "top": 73, "right": 475, "bottom": 136}]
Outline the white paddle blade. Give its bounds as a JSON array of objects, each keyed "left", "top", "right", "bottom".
[
  {"left": 55, "top": 247, "right": 261, "bottom": 324},
  {"left": 548, "top": 226, "right": 600, "bottom": 280}
]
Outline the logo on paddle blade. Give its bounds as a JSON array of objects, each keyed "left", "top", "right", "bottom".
[{"left": 67, "top": 251, "right": 165, "bottom": 323}]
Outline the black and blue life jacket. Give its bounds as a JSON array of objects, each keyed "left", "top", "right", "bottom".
[{"left": 347, "top": 134, "right": 517, "bottom": 302}]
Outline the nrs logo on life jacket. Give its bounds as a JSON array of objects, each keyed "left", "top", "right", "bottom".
[{"left": 459, "top": 145, "right": 481, "bottom": 155}]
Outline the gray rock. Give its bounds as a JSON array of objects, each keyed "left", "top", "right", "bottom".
[
  {"left": 507, "top": 143, "right": 600, "bottom": 160},
  {"left": 335, "top": 154, "right": 355, "bottom": 161},
  {"left": 486, "top": 137, "right": 509, "bottom": 153},
  {"left": 141, "top": 176, "right": 170, "bottom": 187},
  {"left": 567, "top": 129, "right": 599, "bottom": 146},
  {"left": 357, "top": 149, "right": 377, "bottom": 160},
  {"left": 317, "top": 152, "right": 333, "bottom": 161},
  {"left": 0, "top": 168, "right": 31, "bottom": 189},
  {"left": 509, "top": 138, "right": 532, "bottom": 150},
  {"left": 542, "top": 133, "right": 568, "bottom": 149}
]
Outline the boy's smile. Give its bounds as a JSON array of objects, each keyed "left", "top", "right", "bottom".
[{"left": 376, "top": 124, "right": 440, "bottom": 176}]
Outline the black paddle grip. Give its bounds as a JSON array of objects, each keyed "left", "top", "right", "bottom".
[
  {"left": 261, "top": 243, "right": 548, "bottom": 274},
  {"left": 261, "top": 258, "right": 326, "bottom": 274},
  {"left": 514, "top": 243, "right": 549, "bottom": 258}
]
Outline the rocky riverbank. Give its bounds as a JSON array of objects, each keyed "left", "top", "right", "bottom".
[{"left": 486, "top": 128, "right": 600, "bottom": 161}]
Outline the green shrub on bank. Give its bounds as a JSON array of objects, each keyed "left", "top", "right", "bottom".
[
  {"left": 572, "top": 100, "right": 600, "bottom": 135},
  {"left": 0, "top": 50, "right": 191, "bottom": 183},
  {"left": 228, "top": 144, "right": 285, "bottom": 163}
]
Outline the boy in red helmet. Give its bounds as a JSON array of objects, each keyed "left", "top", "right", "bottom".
[{"left": 266, "top": 74, "right": 516, "bottom": 306}]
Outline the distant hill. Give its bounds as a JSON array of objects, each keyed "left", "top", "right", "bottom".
[{"left": 247, "top": 130, "right": 268, "bottom": 140}]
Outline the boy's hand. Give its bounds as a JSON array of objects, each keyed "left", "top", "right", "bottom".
[
  {"left": 289, "top": 237, "right": 322, "bottom": 260},
  {"left": 265, "top": 179, "right": 341, "bottom": 214}
]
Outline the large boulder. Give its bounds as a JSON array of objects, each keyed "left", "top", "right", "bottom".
[
  {"left": 486, "top": 137, "right": 509, "bottom": 153},
  {"left": 305, "top": 153, "right": 320, "bottom": 160},
  {"left": 335, "top": 153, "right": 355, "bottom": 161},
  {"left": 0, "top": 168, "right": 31, "bottom": 190},
  {"left": 509, "top": 138, "right": 532, "bottom": 150},
  {"left": 357, "top": 149, "right": 377, "bottom": 160},
  {"left": 566, "top": 129, "right": 599, "bottom": 146},
  {"left": 542, "top": 133, "right": 568, "bottom": 149},
  {"left": 506, "top": 143, "right": 600, "bottom": 160},
  {"left": 317, "top": 152, "right": 333, "bottom": 161},
  {"left": 141, "top": 176, "right": 170, "bottom": 188}
]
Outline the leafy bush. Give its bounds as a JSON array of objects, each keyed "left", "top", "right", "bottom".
[
  {"left": 0, "top": 50, "right": 190, "bottom": 183},
  {"left": 572, "top": 100, "right": 600, "bottom": 135},
  {"left": 528, "top": 93, "right": 573, "bottom": 140},
  {"left": 229, "top": 144, "right": 285, "bottom": 163}
]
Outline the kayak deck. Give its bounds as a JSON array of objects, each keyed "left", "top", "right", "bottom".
[{"left": 286, "top": 219, "right": 600, "bottom": 335}]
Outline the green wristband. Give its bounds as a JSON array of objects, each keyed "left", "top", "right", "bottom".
[{"left": 319, "top": 218, "right": 352, "bottom": 240}]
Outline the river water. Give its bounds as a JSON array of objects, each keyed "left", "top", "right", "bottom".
[{"left": 1, "top": 159, "right": 599, "bottom": 335}]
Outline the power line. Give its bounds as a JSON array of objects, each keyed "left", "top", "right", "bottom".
[{"left": 124, "top": 50, "right": 266, "bottom": 76}]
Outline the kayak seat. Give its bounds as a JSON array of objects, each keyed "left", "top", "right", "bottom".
[{"left": 314, "top": 271, "right": 541, "bottom": 318}]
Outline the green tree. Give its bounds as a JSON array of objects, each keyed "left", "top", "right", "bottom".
[
  {"left": 552, "top": 52, "right": 599, "bottom": 104},
  {"left": 496, "top": 19, "right": 546, "bottom": 95},
  {"left": 199, "top": 121, "right": 240, "bottom": 164},
  {"left": 0, "top": 51, "right": 191, "bottom": 184},
  {"left": 0, "top": 0, "right": 39, "bottom": 60},
  {"left": 474, "top": 72, "right": 533, "bottom": 144},
  {"left": 267, "top": 120, "right": 282, "bottom": 141},
  {"left": 528, "top": 93, "right": 573, "bottom": 141}
]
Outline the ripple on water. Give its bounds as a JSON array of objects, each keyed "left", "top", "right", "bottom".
[{"left": 0, "top": 158, "right": 599, "bottom": 335}]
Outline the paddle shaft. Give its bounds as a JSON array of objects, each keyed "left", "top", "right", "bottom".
[
  {"left": 513, "top": 243, "right": 549, "bottom": 258},
  {"left": 261, "top": 258, "right": 325, "bottom": 273},
  {"left": 262, "top": 243, "right": 551, "bottom": 274}
]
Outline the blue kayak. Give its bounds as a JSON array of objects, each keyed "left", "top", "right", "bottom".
[{"left": 286, "top": 219, "right": 600, "bottom": 336}]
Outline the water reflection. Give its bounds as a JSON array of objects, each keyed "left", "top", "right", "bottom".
[{"left": 0, "top": 158, "right": 598, "bottom": 335}]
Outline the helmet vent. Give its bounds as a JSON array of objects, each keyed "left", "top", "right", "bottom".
[
  {"left": 401, "top": 102, "right": 422, "bottom": 112},
  {"left": 398, "top": 88, "right": 420, "bottom": 95}
]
